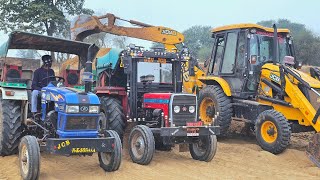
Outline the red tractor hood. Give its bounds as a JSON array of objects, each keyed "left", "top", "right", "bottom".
[{"left": 143, "top": 93, "right": 172, "bottom": 103}]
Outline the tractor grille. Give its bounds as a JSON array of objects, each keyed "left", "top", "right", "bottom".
[
  {"left": 65, "top": 116, "right": 97, "bottom": 130},
  {"left": 171, "top": 95, "right": 197, "bottom": 126}
]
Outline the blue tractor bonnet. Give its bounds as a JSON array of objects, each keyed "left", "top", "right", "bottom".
[
  {"left": 96, "top": 48, "right": 123, "bottom": 76},
  {"left": 42, "top": 84, "right": 100, "bottom": 105}
]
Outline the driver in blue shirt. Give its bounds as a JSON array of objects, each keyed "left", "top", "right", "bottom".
[{"left": 31, "top": 55, "right": 55, "bottom": 114}]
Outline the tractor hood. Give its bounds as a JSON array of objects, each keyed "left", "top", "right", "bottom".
[
  {"left": 42, "top": 84, "right": 100, "bottom": 105},
  {"left": 261, "top": 63, "right": 320, "bottom": 89}
]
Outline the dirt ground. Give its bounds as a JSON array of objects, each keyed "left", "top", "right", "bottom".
[{"left": 0, "top": 122, "right": 319, "bottom": 180}]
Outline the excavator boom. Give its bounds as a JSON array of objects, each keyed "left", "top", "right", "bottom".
[{"left": 71, "top": 13, "right": 184, "bottom": 51}]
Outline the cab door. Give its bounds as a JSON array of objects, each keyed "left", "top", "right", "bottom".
[{"left": 208, "top": 30, "right": 248, "bottom": 97}]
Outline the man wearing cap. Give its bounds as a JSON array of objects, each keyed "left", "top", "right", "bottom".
[{"left": 31, "top": 55, "right": 55, "bottom": 115}]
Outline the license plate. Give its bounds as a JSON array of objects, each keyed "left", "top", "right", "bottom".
[
  {"left": 187, "top": 127, "right": 199, "bottom": 136},
  {"left": 186, "top": 121, "right": 203, "bottom": 126}
]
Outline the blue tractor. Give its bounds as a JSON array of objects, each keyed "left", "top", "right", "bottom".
[{"left": 0, "top": 32, "right": 122, "bottom": 180}]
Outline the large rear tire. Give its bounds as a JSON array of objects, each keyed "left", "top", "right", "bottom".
[
  {"left": 189, "top": 135, "right": 217, "bottom": 162},
  {"left": 98, "top": 130, "right": 122, "bottom": 172},
  {"left": 255, "top": 110, "right": 291, "bottom": 154},
  {"left": 19, "top": 135, "right": 40, "bottom": 180},
  {"left": 198, "top": 85, "right": 232, "bottom": 136},
  {"left": 128, "top": 125, "right": 155, "bottom": 165},
  {"left": 0, "top": 99, "right": 23, "bottom": 155},
  {"left": 99, "top": 97, "right": 125, "bottom": 139}
]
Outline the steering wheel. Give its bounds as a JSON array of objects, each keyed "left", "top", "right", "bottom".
[{"left": 42, "top": 76, "right": 65, "bottom": 83}]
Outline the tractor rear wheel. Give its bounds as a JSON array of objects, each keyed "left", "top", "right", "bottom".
[
  {"left": 198, "top": 85, "right": 232, "bottom": 136},
  {"left": 19, "top": 135, "right": 40, "bottom": 180},
  {"left": 255, "top": 110, "right": 291, "bottom": 154},
  {"left": 128, "top": 125, "right": 155, "bottom": 165},
  {"left": 0, "top": 99, "right": 23, "bottom": 155},
  {"left": 189, "top": 135, "right": 217, "bottom": 162},
  {"left": 98, "top": 130, "right": 122, "bottom": 172},
  {"left": 99, "top": 97, "right": 125, "bottom": 139}
]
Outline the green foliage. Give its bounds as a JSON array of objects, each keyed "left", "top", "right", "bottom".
[
  {"left": 258, "top": 19, "right": 320, "bottom": 66},
  {"left": 183, "top": 26, "right": 213, "bottom": 62},
  {"left": 197, "top": 46, "right": 212, "bottom": 62},
  {"left": 0, "top": 0, "right": 93, "bottom": 61},
  {"left": 0, "top": 0, "right": 93, "bottom": 36},
  {"left": 17, "top": 50, "right": 40, "bottom": 59}
]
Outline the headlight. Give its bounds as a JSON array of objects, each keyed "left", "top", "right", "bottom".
[
  {"left": 189, "top": 106, "right": 195, "bottom": 113},
  {"left": 66, "top": 105, "right": 79, "bottom": 113},
  {"left": 174, "top": 106, "right": 180, "bottom": 113},
  {"left": 89, "top": 106, "right": 100, "bottom": 113}
]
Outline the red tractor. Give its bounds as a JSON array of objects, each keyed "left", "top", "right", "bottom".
[{"left": 95, "top": 45, "right": 220, "bottom": 165}]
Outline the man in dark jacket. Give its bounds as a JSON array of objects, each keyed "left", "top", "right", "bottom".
[{"left": 31, "top": 55, "right": 55, "bottom": 114}]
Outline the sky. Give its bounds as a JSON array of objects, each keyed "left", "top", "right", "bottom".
[
  {"left": 84, "top": 0, "right": 320, "bottom": 34},
  {"left": 1, "top": 0, "right": 319, "bottom": 47}
]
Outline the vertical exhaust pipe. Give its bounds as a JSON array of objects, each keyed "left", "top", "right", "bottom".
[
  {"left": 273, "top": 24, "right": 279, "bottom": 65},
  {"left": 84, "top": 44, "right": 97, "bottom": 93}
]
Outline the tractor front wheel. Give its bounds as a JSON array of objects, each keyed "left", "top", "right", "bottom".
[
  {"left": 98, "top": 130, "right": 122, "bottom": 172},
  {"left": 255, "top": 110, "right": 291, "bottom": 154},
  {"left": 19, "top": 135, "right": 40, "bottom": 180},
  {"left": 189, "top": 135, "right": 217, "bottom": 162},
  {"left": 128, "top": 125, "right": 155, "bottom": 165}
]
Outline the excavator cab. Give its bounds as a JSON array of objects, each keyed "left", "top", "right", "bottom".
[{"left": 198, "top": 24, "right": 320, "bottom": 167}]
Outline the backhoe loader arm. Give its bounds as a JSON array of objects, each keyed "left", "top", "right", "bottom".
[{"left": 70, "top": 13, "right": 184, "bottom": 52}]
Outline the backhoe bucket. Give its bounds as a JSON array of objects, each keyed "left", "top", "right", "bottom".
[
  {"left": 306, "top": 133, "right": 320, "bottom": 167},
  {"left": 71, "top": 15, "right": 101, "bottom": 41}
]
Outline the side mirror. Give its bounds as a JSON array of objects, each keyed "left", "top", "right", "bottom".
[
  {"left": 283, "top": 56, "right": 295, "bottom": 66},
  {"left": 250, "top": 55, "right": 257, "bottom": 64}
]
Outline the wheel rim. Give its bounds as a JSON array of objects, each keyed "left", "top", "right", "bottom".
[
  {"left": 100, "top": 152, "right": 112, "bottom": 165},
  {"left": 199, "top": 97, "right": 215, "bottom": 125},
  {"left": 98, "top": 112, "right": 106, "bottom": 132},
  {"left": 261, "top": 120, "right": 278, "bottom": 143},
  {"left": 20, "top": 144, "right": 29, "bottom": 175},
  {"left": 130, "top": 131, "right": 146, "bottom": 160}
]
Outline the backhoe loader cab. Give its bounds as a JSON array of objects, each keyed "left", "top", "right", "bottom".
[
  {"left": 206, "top": 24, "right": 294, "bottom": 97},
  {"left": 199, "top": 24, "right": 320, "bottom": 167}
]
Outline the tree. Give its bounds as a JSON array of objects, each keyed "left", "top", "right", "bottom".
[
  {"left": 258, "top": 19, "right": 320, "bottom": 66},
  {"left": 183, "top": 26, "right": 213, "bottom": 62},
  {"left": 0, "top": 0, "right": 93, "bottom": 61},
  {"left": 17, "top": 50, "right": 40, "bottom": 59}
]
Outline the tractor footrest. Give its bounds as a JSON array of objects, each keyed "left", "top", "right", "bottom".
[
  {"left": 45, "top": 137, "right": 115, "bottom": 155},
  {"left": 152, "top": 126, "right": 220, "bottom": 137}
]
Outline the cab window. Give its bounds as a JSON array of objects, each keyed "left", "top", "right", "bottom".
[
  {"left": 220, "top": 32, "right": 238, "bottom": 74},
  {"left": 211, "top": 36, "right": 225, "bottom": 74}
]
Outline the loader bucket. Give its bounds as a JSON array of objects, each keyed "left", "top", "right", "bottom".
[{"left": 306, "top": 133, "right": 320, "bottom": 167}]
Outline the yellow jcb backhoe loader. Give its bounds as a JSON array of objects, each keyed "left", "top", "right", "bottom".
[{"left": 196, "top": 23, "right": 320, "bottom": 167}]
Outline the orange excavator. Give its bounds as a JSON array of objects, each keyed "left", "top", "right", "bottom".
[
  {"left": 70, "top": 13, "right": 184, "bottom": 51},
  {"left": 64, "top": 13, "right": 205, "bottom": 93}
]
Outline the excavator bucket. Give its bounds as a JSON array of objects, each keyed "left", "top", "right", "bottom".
[
  {"left": 306, "top": 133, "right": 320, "bottom": 167},
  {"left": 70, "top": 15, "right": 101, "bottom": 41}
]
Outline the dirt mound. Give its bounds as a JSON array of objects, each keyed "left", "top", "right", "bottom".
[{"left": 0, "top": 122, "right": 319, "bottom": 179}]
